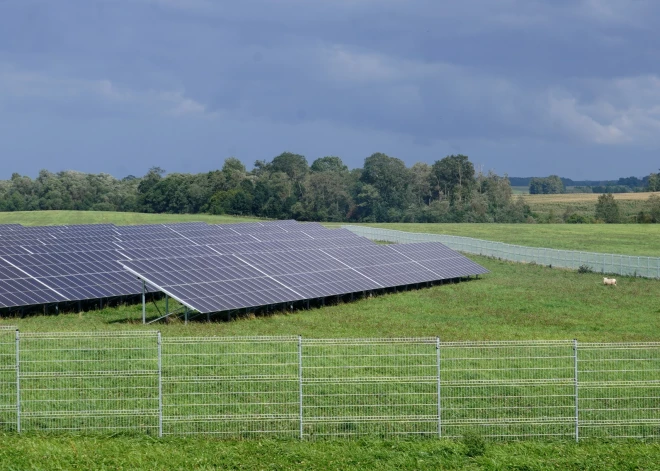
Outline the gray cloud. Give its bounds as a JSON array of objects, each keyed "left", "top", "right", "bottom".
[{"left": 0, "top": 0, "right": 659, "bottom": 179}]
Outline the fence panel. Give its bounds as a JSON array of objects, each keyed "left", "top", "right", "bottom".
[
  {"left": 301, "top": 338, "right": 439, "bottom": 439},
  {"left": 343, "top": 225, "right": 660, "bottom": 279},
  {"left": 18, "top": 331, "right": 159, "bottom": 433},
  {"left": 440, "top": 341, "right": 576, "bottom": 439},
  {"left": 161, "top": 336, "right": 300, "bottom": 438},
  {"left": 0, "top": 327, "right": 17, "bottom": 432},
  {"left": 578, "top": 343, "right": 660, "bottom": 439}
]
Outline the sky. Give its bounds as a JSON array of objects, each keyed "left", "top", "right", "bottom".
[{"left": 0, "top": 0, "right": 659, "bottom": 180}]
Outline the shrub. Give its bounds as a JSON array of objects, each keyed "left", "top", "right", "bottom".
[
  {"left": 462, "top": 430, "right": 487, "bottom": 457},
  {"left": 577, "top": 264, "right": 593, "bottom": 274}
]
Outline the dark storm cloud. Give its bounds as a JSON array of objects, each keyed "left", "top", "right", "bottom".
[{"left": 0, "top": 0, "right": 659, "bottom": 179}]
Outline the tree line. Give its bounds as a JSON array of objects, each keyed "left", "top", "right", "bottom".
[
  {"left": 0, "top": 153, "right": 533, "bottom": 223},
  {"left": 526, "top": 171, "right": 659, "bottom": 194},
  {"left": 0, "top": 153, "right": 658, "bottom": 223}
]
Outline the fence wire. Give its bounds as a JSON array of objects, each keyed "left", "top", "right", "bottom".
[
  {"left": 0, "top": 330, "right": 657, "bottom": 440},
  {"left": 343, "top": 225, "right": 660, "bottom": 279},
  {"left": 160, "top": 336, "right": 300, "bottom": 438},
  {"left": 18, "top": 331, "right": 159, "bottom": 434}
]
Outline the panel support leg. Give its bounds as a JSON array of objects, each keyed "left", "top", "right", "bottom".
[{"left": 142, "top": 280, "right": 146, "bottom": 324}]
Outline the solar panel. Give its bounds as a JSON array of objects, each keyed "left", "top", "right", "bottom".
[
  {"left": 0, "top": 258, "right": 68, "bottom": 308},
  {"left": 0, "top": 221, "right": 488, "bottom": 314}
]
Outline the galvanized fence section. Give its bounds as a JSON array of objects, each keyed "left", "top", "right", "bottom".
[
  {"left": 301, "top": 338, "right": 439, "bottom": 438},
  {"left": 343, "top": 225, "right": 660, "bottom": 279},
  {"left": 0, "top": 326, "right": 17, "bottom": 432},
  {"left": 0, "top": 332, "right": 657, "bottom": 440},
  {"left": 18, "top": 331, "right": 160, "bottom": 433},
  {"left": 578, "top": 343, "right": 660, "bottom": 439},
  {"left": 160, "top": 336, "right": 300, "bottom": 438},
  {"left": 440, "top": 341, "right": 576, "bottom": 439}
]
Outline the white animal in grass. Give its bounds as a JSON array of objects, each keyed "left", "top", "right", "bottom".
[{"left": 603, "top": 277, "right": 617, "bottom": 286}]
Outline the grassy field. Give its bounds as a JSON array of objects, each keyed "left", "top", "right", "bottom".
[
  {"left": 520, "top": 191, "right": 660, "bottom": 221},
  {"left": 0, "top": 210, "right": 261, "bottom": 226},
  {"left": 357, "top": 223, "right": 660, "bottom": 256},
  {"left": 0, "top": 435, "right": 657, "bottom": 471},
  {"left": 1, "top": 211, "right": 659, "bottom": 469}
]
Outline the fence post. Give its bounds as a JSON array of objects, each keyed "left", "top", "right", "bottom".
[
  {"left": 298, "top": 335, "right": 304, "bottom": 440},
  {"left": 436, "top": 337, "right": 441, "bottom": 438},
  {"left": 15, "top": 329, "right": 20, "bottom": 434},
  {"left": 573, "top": 339, "right": 579, "bottom": 442},
  {"left": 157, "top": 331, "right": 163, "bottom": 438}
]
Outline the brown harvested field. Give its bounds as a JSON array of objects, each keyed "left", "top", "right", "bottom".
[
  {"left": 520, "top": 191, "right": 660, "bottom": 221},
  {"left": 521, "top": 191, "right": 660, "bottom": 204}
]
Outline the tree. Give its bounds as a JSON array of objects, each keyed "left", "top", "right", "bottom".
[
  {"left": 270, "top": 152, "right": 309, "bottom": 198},
  {"left": 310, "top": 156, "right": 348, "bottom": 174},
  {"left": 360, "top": 153, "right": 411, "bottom": 216},
  {"left": 647, "top": 172, "right": 660, "bottom": 192},
  {"left": 430, "top": 155, "right": 475, "bottom": 204},
  {"left": 529, "top": 175, "right": 564, "bottom": 194},
  {"left": 595, "top": 193, "right": 621, "bottom": 223},
  {"left": 221, "top": 158, "right": 246, "bottom": 190}
]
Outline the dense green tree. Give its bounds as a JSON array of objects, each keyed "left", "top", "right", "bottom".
[
  {"left": 430, "top": 155, "right": 475, "bottom": 204},
  {"left": 529, "top": 175, "right": 564, "bottom": 194},
  {"left": 595, "top": 193, "right": 621, "bottom": 223}
]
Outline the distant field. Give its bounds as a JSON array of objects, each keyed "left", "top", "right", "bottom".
[
  {"left": 511, "top": 185, "right": 529, "bottom": 194},
  {"left": 520, "top": 191, "right": 660, "bottom": 221},
  {"left": 521, "top": 191, "right": 660, "bottom": 204},
  {"left": 0, "top": 210, "right": 261, "bottom": 226}
]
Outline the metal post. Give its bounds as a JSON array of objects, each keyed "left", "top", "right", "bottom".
[
  {"left": 142, "top": 280, "right": 146, "bottom": 324},
  {"left": 436, "top": 337, "right": 441, "bottom": 438},
  {"left": 573, "top": 339, "right": 579, "bottom": 442},
  {"left": 184, "top": 307, "right": 188, "bottom": 325},
  {"left": 157, "top": 331, "right": 163, "bottom": 438},
  {"left": 298, "top": 335, "right": 303, "bottom": 440},
  {"left": 165, "top": 295, "right": 169, "bottom": 316},
  {"left": 15, "top": 329, "right": 20, "bottom": 434}
]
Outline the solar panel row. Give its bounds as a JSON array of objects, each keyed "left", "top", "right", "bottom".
[
  {"left": 121, "top": 241, "right": 489, "bottom": 314},
  {"left": 0, "top": 221, "right": 397, "bottom": 310}
]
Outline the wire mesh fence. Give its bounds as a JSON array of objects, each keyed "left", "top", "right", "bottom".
[
  {"left": 161, "top": 336, "right": 300, "bottom": 438},
  {"left": 342, "top": 225, "right": 660, "bottom": 279},
  {"left": 0, "top": 330, "right": 657, "bottom": 441}
]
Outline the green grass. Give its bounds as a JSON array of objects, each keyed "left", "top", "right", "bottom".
[
  {"left": 0, "top": 435, "right": 657, "bottom": 470},
  {"left": 354, "top": 223, "right": 660, "bottom": 256},
  {"left": 0, "top": 210, "right": 261, "bottom": 226}
]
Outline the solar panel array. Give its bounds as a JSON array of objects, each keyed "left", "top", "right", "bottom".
[{"left": 0, "top": 220, "right": 489, "bottom": 314}]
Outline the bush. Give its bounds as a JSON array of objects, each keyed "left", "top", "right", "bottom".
[
  {"left": 595, "top": 193, "right": 621, "bottom": 223},
  {"left": 577, "top": 264, "right": 593, "bottom": 274},
  {"left": 461, "top": 430, "right": 487, "bottom": 457}
]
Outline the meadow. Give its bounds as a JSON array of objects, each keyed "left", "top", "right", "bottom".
[
  {"left": 0, "top": 211, "right": 659, "bottom": 469},
  {"left": 521, "top": 191, "right": 660, "bottom": 221}
]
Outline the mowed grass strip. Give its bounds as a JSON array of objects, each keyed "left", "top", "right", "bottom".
[
  {"left": 356, "top": 223, "right": 660, "bottom": 256},
  {"left": 0, "top": 435, "right": 657, "bottom": 471},
  {"left": 2, "top": 256, "right": 659, "bottom": 342},
  {"left": 0, "top": 210, "right": 262, "bottom": 226}
]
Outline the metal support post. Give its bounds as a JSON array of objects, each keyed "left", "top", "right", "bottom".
[
  {"left": 298, "top": 335, "right": 304, "bottom": 440},
  {"left": 165, "top": 295, "right": 168, "bottom": 316},
  {"left": 436, "top": 337, "right": 441, "bottom": 438},
  {"left": 141, "top": 280, "right": 147, "bottom": 324},
  {"left": 157, "top": 331, "right": 163, "bottom": 438},
  {"left": 184, "top": 307, "right": 188, "bottom": 325},
  {"left": 573, "top": 339, "right": 579, "bottom": 442},
  {"left": 15, "top": 330, "right": 20, "bottom": 433}
]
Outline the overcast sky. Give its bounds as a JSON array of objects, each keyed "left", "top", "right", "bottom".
[{"left": 1, "top": 0, "right": 659, "bottom": 180}]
